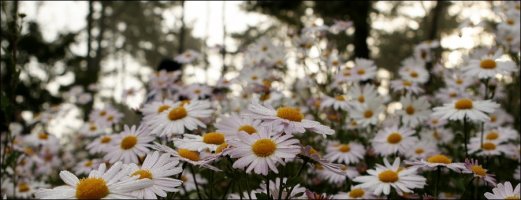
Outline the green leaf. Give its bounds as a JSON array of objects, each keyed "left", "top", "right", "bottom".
[
  {"left": 2, "top": 150, "right": 21, "bottom": 170},
  {"left": 255, "top": 192, "right": 270, "bottom": 200}
]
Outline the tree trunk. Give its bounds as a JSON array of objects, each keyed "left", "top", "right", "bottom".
[{"left": 351, "top": 1, "right": 371, "bottom": 59}]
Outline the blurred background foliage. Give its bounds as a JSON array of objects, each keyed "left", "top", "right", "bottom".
[{"left": 0, "top": 1, "right": 503, "bottom": 132}]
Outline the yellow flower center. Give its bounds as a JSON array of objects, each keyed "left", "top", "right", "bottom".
[
  {"left": 84, "top": 160, "right": 93, "bottom": 167},
  {"left": 216, "top": 143, "right": 228, "bottom": 153},
  {"left": 120, "top": 136, "right": 137, "bottom": 150},
  {"left": 308, "top": 147, "right": 318, "bottom": 155},
  {"left": 238, "top": 125, "right": 257, "bottom": 135},
  {"left": 194, "top": 89, "right": 201, "bottom": 94},
  {"left": 433, "top": 130, "right": 442, "bottom": 141},
  {"left": 260, "top": 93, "right": 271, "bottom": 101},
  {"left": 107, "top": 115, "right": 114, "bottom": 122},
  {"left": 490, "top": 115, "right": 497, "bottom": 122},
  {"left": 378, "top": 170, "right": 399, "bottom": 183},
  {"left": 405, "top": 105, "right": 415, "bottom": 115},
  {"left": 180, "top": 175, "right": 188, "bottom": 182},
  {"left": 338, "top": 144, "right": 351, "bottom": 153},
  {"left": 480, "top": 59, "right": 497, "bottom": 69},
  {"left": 335, "top": 95, "right": 346, "bottom": 101},
  {"left": 456, "top": 79, "right": 463, "bottom": 85},
  {"left": 132, "top": 169, "right": 153, "bottom": 179},
  {"left": 75, "top": 177, "right": 109, "bottom": 199},
  {"left": 251, "top": 75, "right": 258, "bottom": 80},
  {"left": 89, "top": 124, "right": 97, "bottom": 132},
  {"left": 454, "top": 98, "right": 473, "bottom": 110},
  {"left": 349, "top": 188, "right": 365, "bottom": 198},
  {"left": 481, "top": 142, "right": 496, "bottom": 150},
  {"left": 251, "top": 139, "right": 277, "bottom": 157},
  {"left": 99, "top": 111, "right": 107, "bottom": 116},
  {"left": 470, "top": 165, "right": 487, "bottom": 176},
  {"left": 449, "top": 92, "right": 457, "bottom": 97},
  {"left": 364, "top": 110, "right": 373, "bottom": 118},
  {"left": 415, "top": 148, "right": 424, "bottom": 154},
  {"left": 506, "top": 19, "right": 515, "bottom": 25},
  {"left": 168, "top": 106, "right": 188, "bottom": 121},
  {"left": 18, "top": 183, "right": 30, "bottom": 192},
  {"left": 100, "top": 136, "right": 111, "bottom": 144},
  {"left": 410, "top": 71, "right": 418, "bottom": 78},
  {"left": 357, "top": 69, "right": 366, "bottom": 75},
  {"left": 276, "top": 107, "right": 304, "bottom": 122},
  {"left": 403, "top": 80, "right": 412, "bottom": 87},
  {"left": 486, "top": 132, "right": 499, "bottom": 140},
  {"left": 387, "top": 132, "right": 402, "bottom": 144},
  {"left": 178, "top": 148, "right": 200, "bottom": 161},
  {"left": 504, "top": 195, "right": 520, "bottom": 200},
  {"left": 202, "top": 132, "right": 225, "bottom": 145},
  {"left": 427, "top": 154, "right": 452, "bottom": 164},
  {"left": 358, "top": 95, "right": 365, "bottom": 103},
  {"left": 38, "top": 133, "right": 48, "bottom": 140},
  {"left": 157, "top": 105, "right": 171, "bottom": 113}
]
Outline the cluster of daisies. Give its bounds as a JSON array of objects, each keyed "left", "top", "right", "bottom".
[{"left": 1, "top": 1, "right": 520, "bottom": 199}]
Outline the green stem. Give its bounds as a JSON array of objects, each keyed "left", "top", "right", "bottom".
[
  {"left": 277, "top": 170, "right": 284, "bottom": 200},
  {"left": 221, "top": 179, "right": 233, "bottom": 200},
  {"left": 460, "top": 177, "right": 475, "bottom": 200},
  {"left": 463, "top": 116, "right": 469, "bottom": 158},
  {"left": 266, "top": 174, "right": 270, "bottom": 199},
  {"left": 189, "top": 165, "right": 203, "bottom": 200},
  {"left": 435, "top": 166, "right": 441, "bottom": 199}
]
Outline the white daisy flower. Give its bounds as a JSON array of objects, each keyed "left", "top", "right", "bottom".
[
  {"left": 484, "top": 181, "right": 520, "bottom": 200},
  {"left": 347, "top": 83, "right": 379, "bottom": 105},
  {"left": 445, "top": 73, "right": 474, "bottom": 89},
  {"left": 422, "top": 128, "right": 453, "bottom": 144},
  {"left": 324, "top": 141, "right": 365, "bottom": 165},
  {"left": 174, "top": 132, "right": 226, "bottom": 152},
  {"left": 227, "top": 126, "right": 300, "bottom": 175},
  {"left": 175, "top": 49, "right": 200, "bottom": 64},
  {"left": 259, "top": 177, "right": 307, "bottom": 199},
  {"left": 320, "top": 94, "right": 350, "bottom": 111},
  {"left": 349, "top": 98, "right": 385, "bottom": 127},
  {"left": 426, "top": 117, "right": 447, "bottom": 128},
  {"left": 141, "top": 99, "right": 176, "bottom": 122},
  {"left": 333, "top": 186, "right": 377, "bottom": 199},
  {"left": 3, "top": 179, "right": 48, "bottom": 199},
  {"left": 104, "top": 125, "right": 154, "bottom": 164},
  {"left": 462, "top": 159, "right": 496, "bottom": 186},
  {"left": 79, "top": 121, "right": 106, "bottom": 137},
  {"left": 432, "top": 98, "right": 500, "bottom": 122},
  {"left": 434, "top": 86, "right": 470, "bottom": 102},
  {"left": 243, "top": 101, "right": 334, "bottom": 137},
  {"left": 471, "top": 127, "right": 518, "bottom": 144},
  {"left": 147, "top": 100, "right": 213, "bottom": 137},
  {"left": 348, "top": 58, "right": 377, "bottom": 81},
  {"left": 24, "top": 132, "right": 59, "bottom": 147},
  {"left": 74, "top": 159, "right": 102, "bottom": 175},
  {"left": 406, "top": 154, "right": 465, "bottom": 172},
  {"left": 153, "top": 143, "right": 221, "bottom": 171},
  {"left": 128, "top": 151, "right": 183, "bottom": 199},
  {"left": 390, "top": 79, "right": 424, "bottom": 94},
  {"left": 468, "top": 139, "right": 509, "bottom": 156},
  {"left": 405, "top": 141, "right": 439, "bottom": 160},
  {"left": 397, "top": 94, "right": 431, "bottom": 127},
  {"left": 87, "top": 134, "right": 114, "bottom": 154},
  {"left": 353, "top": 157, "right": 426, "bottom": 196},
  {"left": 318, "top": 164, "right": 359, "bottom": 185},
  {"left": 462, "top": 50, "right": 517, "bottom": 79},
  {"left": 372, "top": 126, "right": 418, "bottom": 156},
  {"left": 399, "top": 64, "right": 430, "bottom": 84},
  {"left": 182, "top": 83, "right": 212, "bottom": 100},
  {"left": 485, "top": 108, "right": 514, "bottom": 128},
  {"left": 35, "top": 162, "right": 152, "bottom": 199},
  {"left": 215, "top": 113, "right": 263, "bottom": 138}
]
